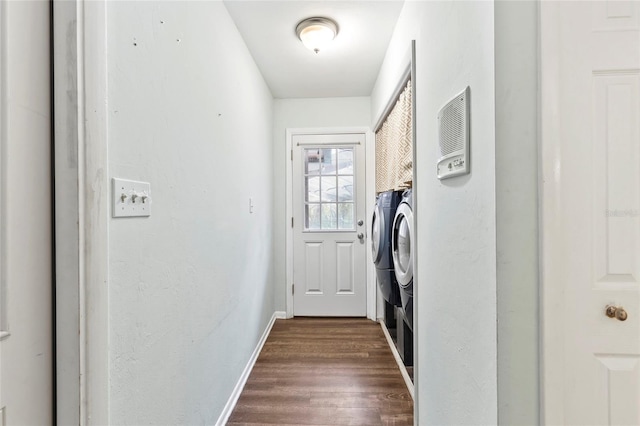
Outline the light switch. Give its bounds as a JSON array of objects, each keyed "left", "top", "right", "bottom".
[{"left": 112, "top": 178, "right": 151, "bottom": 218}]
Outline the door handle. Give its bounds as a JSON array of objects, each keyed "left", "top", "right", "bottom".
[
  {"left": 605, "top": 305, "right": 628, "bottom": 321},
  {"left": 357, "top": 233, "right": 364, "bottom": 241}
]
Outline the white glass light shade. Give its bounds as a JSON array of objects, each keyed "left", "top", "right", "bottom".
[{"left": 296, "top": 17, "right": 338, "bottom": 53}]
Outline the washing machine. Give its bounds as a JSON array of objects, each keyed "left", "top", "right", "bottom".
[
  {"left": 392, "top": 189, "right": 413, "bottom": 330},
  {"left": 371, "top": 190, "right": 403, "bottom": 307}
]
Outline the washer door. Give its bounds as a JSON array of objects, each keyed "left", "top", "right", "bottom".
[
  {"left": 371, "top": 202, "right": 385, "bottom": 265},
  {"left": 392, "top": 202, "right": 413, "bottom": 287}
]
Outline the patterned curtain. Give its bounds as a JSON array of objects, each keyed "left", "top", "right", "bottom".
[{"left": 375, "top": 80, "right": 413, "bottom": 194}]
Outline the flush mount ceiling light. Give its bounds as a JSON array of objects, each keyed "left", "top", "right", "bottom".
[{"left": 296, "top": 17, "right": 339, "bottom": 54}]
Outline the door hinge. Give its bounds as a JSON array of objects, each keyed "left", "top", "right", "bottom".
[
  {"left": 292, "top": 284, "right": 295, "bottom": 295},
  {"left": 290, "top": 149, "right": 293, "bottom": 161},
  {"left": 291, "top": 217, "right": 294, "bottom": 228}
]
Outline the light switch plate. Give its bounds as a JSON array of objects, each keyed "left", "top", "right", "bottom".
[{"left": 112, "top": 178, "right": 151, "bottom": 218}]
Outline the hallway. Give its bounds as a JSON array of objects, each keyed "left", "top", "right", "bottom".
[
  {"left": 228, "top": 318, "right": 413, "bottom": 425},
  {"left": 23, "top": 0, "right": 630, "bottom": 424}
]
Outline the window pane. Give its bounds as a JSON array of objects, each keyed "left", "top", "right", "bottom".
[
  {"left": 302, "top": 145, "right": 357, "bottom": 232},
  {"left": 337, "top": 176, "right": 353, "bottom": 202},
  {"left": 337, "top": 149, "right": 353, "bottom": 174},
  {"left": 321, "top": 176, "right": 337, "bottom": 202},
  {"left": 321, "top": 204, "right": 337, "bottom": 229},
  {"left": 306, "top": 176, "right": 320, "bottom": 202},
  {"left": 321, "top": 148, "right": 337, "bottom": 175},
  {"left": 306, "top": 204, "right": 320, "bottom": 230},
  {"left": 305, "top": 149, "right": 322, "bottom": 175},
  {"left": 338, "top": 203, "right": 354, "bottom": 230}
]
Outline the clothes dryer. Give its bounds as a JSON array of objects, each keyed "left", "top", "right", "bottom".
[
  {"left": 392, "top": 189, "right": 413, "bottom": 330},
  {"left": 371, "top": 190, "right": 403, "bottom": 307}
]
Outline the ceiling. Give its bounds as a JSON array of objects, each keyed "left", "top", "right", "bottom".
[{"left": 223, "top": 0, "right": 405, "bottom": 99}]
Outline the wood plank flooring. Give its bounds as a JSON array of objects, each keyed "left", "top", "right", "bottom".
[{"left": 227, "top": 318, "right": 413, "bottom": 425}]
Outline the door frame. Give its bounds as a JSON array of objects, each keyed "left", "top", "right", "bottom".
[
  {"left": 285, "top": 127, "right": 376, "bottom": 320},
  {"left": 53, "top": 1, "right": 110, "bottom": 424},
  {"left": 539, "top": 1, "right": 563, "bottom": 421}
]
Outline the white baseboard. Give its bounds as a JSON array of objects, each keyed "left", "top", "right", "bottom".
[
  {"left": 215, "top": 311, "right": 284, "bottom": 425},
  {"left": 379, "top": 320, "right": 415, "bottom": 400}
]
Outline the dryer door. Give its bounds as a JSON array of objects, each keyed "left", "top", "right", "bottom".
[
  {"left": 392, "top": 202, "right": 413, "bottom": 287},
  {"left": 371, "top": 202, "right": 385, "bottom": 265}
]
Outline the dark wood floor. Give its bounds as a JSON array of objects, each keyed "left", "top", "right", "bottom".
[{"left": 227, "top": 317, "right": 413, "bottom": 425}]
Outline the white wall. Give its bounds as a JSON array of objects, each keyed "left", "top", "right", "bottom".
[
  {"left": 373, "top": 1, "right": 541, "bottom": 424},
  {"left": 272, "top": 97, "right": 371, "bottom": 311},
  {"left": 1, "top": 2, "right": 52, "bottom": 424},
  {"left": 372, "top": 1, "right": 498, "bottom": 424},
  {"left": 107, "top": 2, "right": 274, "bottom": 423},
  {"left": 495, "top": 1, "right": 539, "bottom": 424}
]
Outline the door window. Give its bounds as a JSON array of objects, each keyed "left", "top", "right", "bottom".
[{"left": 303, "top": 147, "right": 355, "bottom": 231}]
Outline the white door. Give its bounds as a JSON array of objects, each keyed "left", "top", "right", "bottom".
[
  {"left": 292, "top": 133, "right": 367, "bottom": 316},
  {"left": 0, "top": 1, "right": 53, "bottom": 424},
  {"left": 541, "top": 1, "right": 640, "bottom": 424}
]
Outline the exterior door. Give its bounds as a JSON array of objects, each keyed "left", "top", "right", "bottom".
[
  {"left": 292, "top": 133, "right": 367, "bottom": 316},
  {"left": 541, "top": 1, "right": 640, "bottom": 423},
  {"left": 0, "top": 1, "right": 53, "bottom": 424}
]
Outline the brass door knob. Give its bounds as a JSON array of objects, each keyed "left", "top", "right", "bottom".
[{"left": 606, "top": 305, "right": 628, "bottom": 321}]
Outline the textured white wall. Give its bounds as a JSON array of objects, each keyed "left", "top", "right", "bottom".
[
  {"left": 372, "top": 2, "right": 498, "bottom": 424},
  {"left": 495, "top": 1, "right": 539, "bottom": 424},
  {"left": 272, "top": 97, "right": 371, "bottom": 311},
  {"left": 107, "top": 2, "right": 275, "bottom": 423}
]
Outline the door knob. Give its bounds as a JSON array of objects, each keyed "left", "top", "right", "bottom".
[
  {"left": 605, "top": 305, "right": 628, "bottom": 321},
  {"left": 357, "top": 233, "right": 364, "bottom": 240}
]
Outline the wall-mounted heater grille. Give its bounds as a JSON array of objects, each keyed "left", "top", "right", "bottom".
[{"left": 437, "top": 86, "right": 470, "bottom": 179}]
